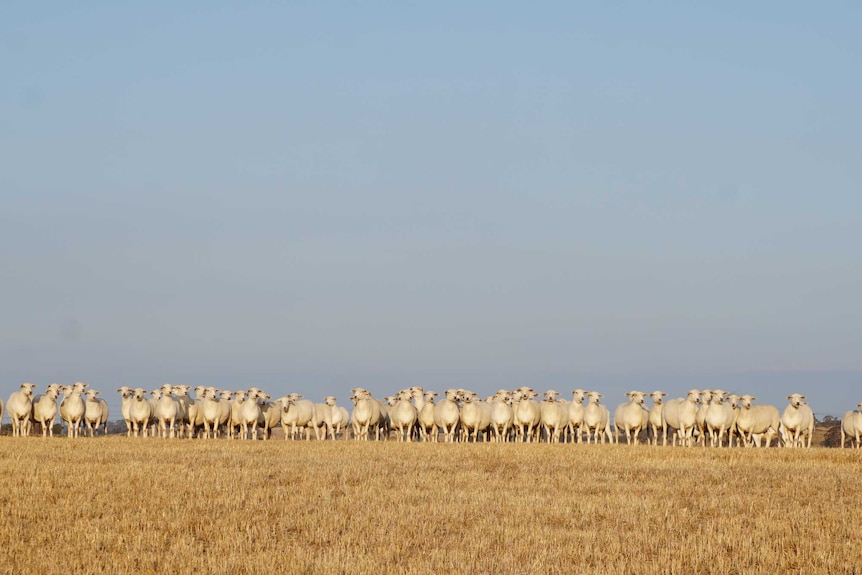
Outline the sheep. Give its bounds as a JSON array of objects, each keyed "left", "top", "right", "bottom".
[
  {"left": 229, "top": 390, "right": 248, "bottom": 439},
  {"left": 141, "top": 390, "right": 161, "bottom": 437},
  {"left": 735, "top": 395, "right": 780, "bottom": 447},
  {"left": 83, "top": 390, "right": 109, "bottom": 437},
  {"left": 841, "top": 404, "right": 862, "bottom": 449},
  {"left": 152, "top": 384, "right": 179, "bottom": 438},
  {"left": 116, "top": 386, "right": 135, "bottom": 437},
  {"left": 513, "top": 387, "right": 541, "bottom": 443},
  {"left": 458, "top": 391, "right": 492, "bottom": 443},
  {"left": 171, "top": 384, "right": 193, "bottom": 438},
  {"left": 704, "top": 390, "right": 737, "bottom": 448},
  {"left": 540, "top": 390, "right": 568, "bottom": 443},
  {"left": 323, "top": 396, "right": 348, "bottom": 440},
  {"left": 129, "top": 387, "right": 153, "bottom": 437},
  {"left": 8, "top": 382, "right": 38, "bottom": 437},
  {"left": 389, "top": 390, "right": 418, "bottom": 442},
  {"left": 568, "top": 389, "right": 587, "bottom": 443},
  {"left": 59, "top": 382, "right": 88, "bottom": 438},
  {"left": 781, "top": 393, "right": 814, "bottom": 448},
  {"left": 433, "top": 389, "right": 462, "bottom": 443},
  {"left": 613, "top": 391, "right": 648, "bottom": 445},
  {"left": 200, "top": 387, "right": 222, "bottom": 439},
  {"left": 583, "top": 391, "right": 613, "bottom": 444},
  {"left": 662, "top": 389, "right": 700, "bottom": 447},
  {"left": 31, "top": 384, "right": 62, "bottom": 437},
  {"left": 489, "top": 390, "right": 514, "bottom": 443},
  {"left": 279, "top": 392, "right": 319, "bottom": 440},
  {"left": 258, "top": 394, "right": 282, "bottom": 440},
  {"left": 348, "top": 388, "right": 388, "bottom": 441},
  {"left": 646, "top": 391, "right": 667, "bottom": 446},
  {"left": 694, "top": 390, "right": 713, "bottom": 447},
  {"left": 415, "top": 391, "right": 438, "bottom": 442},
  {"left": 216, "top": 390, "right": 234, "bottom": 438}
]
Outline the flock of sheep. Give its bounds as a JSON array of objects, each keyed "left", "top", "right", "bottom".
[{"left": 3, "top": 382, "right": 862, "bottom": 448}]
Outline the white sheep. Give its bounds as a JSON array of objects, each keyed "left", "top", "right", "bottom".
[
  {"left": 389, "top": 390, "right": 418, "bottom": 442},
  {"left": 513, "top": 387, "right": 541, "bottom": 443},
  {"left": 613, "top": 391, "right": 648, "bottom": 445},
  {"left": 7, "top": 382, "right": 38, "bottom": 437},
  {"left": 31, "top": 383, "right": 62, "bottom": 437},
  {"left": 694, "top": 390, "right": 713, "bottom": 447},
  {"left": 229, "top": 390, "right": 248, "bottom": 439},
  {"left": 116, "top": 386, "right": 135, "bottom": 437},
  {"left": 323, "top": 396, "right": 348, "bottom": 440},
  {"left": 661, "top": 389, "right": 700, "bottom": 447},
  {"left": 281, "top": 392, "right": 319, "bottom": 440},
  {"left": 540, "top": 390, "right": 568, "bottom": 443},
  {"left": 646, "top": 391, "right": 667, "bottom": 446},
  {"left": 129, "top": 387, "right": 153, "bottom": 437},
  {"left": 489, "top": 390, "right": 514, "bottom": 443},
  {"left": 459, "top": 391, "right": 492, "bottom": 443},
  {"left": 153, "top": 384, "right": 179, "bottom": 438},
  {"left": 704, "top": 390, "right": 737, "bottom": 448},
  {"left": 59, "top": 382, "right": 88, "bottom": 438},
  {"left": 83, "top": 389, "right": 109, "bottom": 437},
  {"left": 841, "top": 404, "right": 862, "bottom": 449},
  {"left": 415, "top": 390, "right": 438, "bottom": 442},
  {"left": 432, "top": 389, "right": 462, "bottom": 443},
  {"left": 171, "top": 384, "right": 193, "bottom": 438},
  {"left": 568, "top": 389, "right": 587, "bottom": 443},
  {"left": 781, "top": 393, "right": 814, "bottom": 448},
  {"left": 583, "top": 391, "right": 613, "bottom": 444},
  {"left": 735, "top": 395, "right": 780, "bottom": 447}
]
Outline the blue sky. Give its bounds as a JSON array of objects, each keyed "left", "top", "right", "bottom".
[{"left": 2, "top": 2, "right": 860, "bottom": 418}]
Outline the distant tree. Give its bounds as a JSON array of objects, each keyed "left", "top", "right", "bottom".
[{"left": 822, "top": 426, "right": 843, "bottom": 448}]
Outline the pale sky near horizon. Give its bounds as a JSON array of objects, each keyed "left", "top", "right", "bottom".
[{"left": 2, "top": 3, "right": 860, "bottom": 418}]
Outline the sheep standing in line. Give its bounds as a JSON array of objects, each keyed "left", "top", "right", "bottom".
[
  {"left": 257, "top": 394, "right": 281, "bottom": 440},
  {"left": 129, "top": 388, "right": 153, "bottom": 437},
  {"left": 613, "top": 391, "right": 648, "bottom": 445},
  {"left": 568, "top": 389, "right": 587, "bottom": 443},
  {"left": 583, "top": 391, "right": 613, "bottom": 444},
  {"left": 432, "top": 389, "right": 461, "bottom": 443},
  {"left": 415, "top": 390, "right": 438, "bottom": 442},
  {"left": 704, "top": 391, "right": 737, "bottom": 448},
  {"left": 390, "top": 390, "right": 418, "bottom": 442},
  {"left": 662, "top": 389, "right": 701, "bottom": 447},
  {"left": 83, "top": 389, "right": 109, "bottom": 437},
  {"left": 171, "top": 385, "right": 193, "bottom": 438},
  {"left": 59, "top": 382, "right": 88, "bottom": 438},
  {"left": 694, "top": 390, "right": 713, "bottom": 447},
  {"left": 540, "top": 390, "right": 569, "bottom": 444},
  {"left": 513, "top": 388, "right": 540, "bottom": 443},
  {"left": 116, "top": 386, "right": 135, "bottom": 437},
  {"left": 153, "top": 384, "right": 179, "bottom": 438},
  {"left": 841, "top": 404, "right": 862, "bottom": 449},
  {"left": 489, "top": 390, "right": 514, "bottom": 443},
  {"left": 31, "top": 384, "right": 62, "bottom": 437},
  {"left": 647, "top": 391, "right": 667, "bottom": 446},
  {"left": 281, "top": 392, "right": 318, "bottom": 440},
  {"left": 735, "top": 395, "right": 780, "bottom": 447},
  {"left": 324, "top": 396, "right": 348, "bottom": 440},
  {"left": 781, "top": 394, "right": 814, "bottom": 448},
  {"left": 8, "top": 383, "right": 37, "bottom": 437}
]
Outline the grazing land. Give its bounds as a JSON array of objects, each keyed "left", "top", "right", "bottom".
[{"left": 1, "top": 438, "right": 860, "bottom": 574}]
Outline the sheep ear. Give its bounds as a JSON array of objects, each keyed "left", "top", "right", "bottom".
[{"left": 750, "top": 397, "right": 757, "bottom": 402}]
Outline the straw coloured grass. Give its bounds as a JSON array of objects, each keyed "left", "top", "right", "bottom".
[{"left": 1, "top": 438, "right": 860, "bottom": 574}]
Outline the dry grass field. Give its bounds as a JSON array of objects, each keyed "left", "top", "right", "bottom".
[{"left": 1, "top": 438, "right": 861, "bottom": 574}]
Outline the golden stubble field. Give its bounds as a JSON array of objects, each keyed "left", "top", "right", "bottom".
[{"left": 1, "top": 438, "right": 860, "bottom": 575}]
